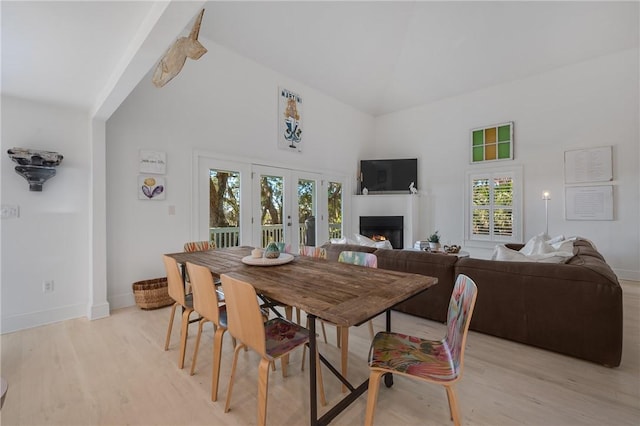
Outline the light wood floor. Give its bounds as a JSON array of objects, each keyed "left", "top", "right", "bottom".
[{"left": 1, "top": 280, "right": 638, "bottom": 426}]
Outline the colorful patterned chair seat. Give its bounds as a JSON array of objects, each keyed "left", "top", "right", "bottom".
[
  {"left": 368, "top": 333, "right": 457, "bottom": 382},
  {"left": 364, "top": 274, "right": 478, "bottom": 426}
]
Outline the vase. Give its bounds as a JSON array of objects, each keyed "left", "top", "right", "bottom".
[
  {"left": 264, "top": 241, "right": 281, "bottom": 259},
  {"left": 428, "top": 242, "right": 441, "bottom": 252}
]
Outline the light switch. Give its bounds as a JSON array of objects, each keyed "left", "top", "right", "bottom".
[
  {"left": 168, "top": 205, "right": 176, "bottom": 215},
  {"left": 0, "top": 205, "right": 20, "bottom": 219}
]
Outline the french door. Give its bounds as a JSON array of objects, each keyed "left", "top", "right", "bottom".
[
  {"left": 196, "top": 156, "right": 252, "bottom": 247},
  {"left": 195, "top": 154, "right": 346, "bottom": 250},
  {"left": 251, "top": 165, "right": 322, "bottom": 253}
]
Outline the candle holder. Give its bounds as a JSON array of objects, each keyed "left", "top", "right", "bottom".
[
  {"left": 542, "top": 191, "right": 551, "bottom": 236},
  {"left": 7, "top": 148, "right": 63, "bottom": 191}
]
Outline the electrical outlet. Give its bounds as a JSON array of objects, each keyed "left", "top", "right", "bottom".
[{"left": 43, "top": 280, "right": 54, "bottom": 292}]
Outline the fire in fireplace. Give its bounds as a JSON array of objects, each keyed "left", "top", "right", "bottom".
[{"left": 359, "top": 216, "right": 404, "bottom": 249}]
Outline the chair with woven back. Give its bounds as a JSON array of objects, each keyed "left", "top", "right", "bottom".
[
  {"left": 183, "top": 239, "right": 221, "bottom": 298},
  {"left": 364, "top": 274, "right": 478, "bottom": 426},
  {"left": 184, "top": 240, "right": 216, "bottom": 252},
  {"left": 186, "top": 261, "right": 236, "bottom": 402},
  {"left": 162, "top": 255, "right": 199, "bottom": 369},
  {"left": 220, "top": 273, "right": 326, "bottom": 426}
]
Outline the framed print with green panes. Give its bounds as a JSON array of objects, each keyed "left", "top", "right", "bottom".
[{"left": 471, "top": 122, "right": 513, "bottom": 163}]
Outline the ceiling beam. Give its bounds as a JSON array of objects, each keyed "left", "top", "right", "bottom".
[{"left": 92, "top": 0, "right": 206, "bottom": 120}]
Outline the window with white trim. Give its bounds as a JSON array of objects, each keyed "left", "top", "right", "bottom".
[{"left": 465, "top": 167, "right": 522, "bottom": 244}]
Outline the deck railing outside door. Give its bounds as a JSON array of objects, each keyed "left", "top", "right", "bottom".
[{"left": 209, "top": 224, "right": 342, "bottom": 249}]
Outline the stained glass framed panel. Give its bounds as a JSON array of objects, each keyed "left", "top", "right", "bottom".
[{"left": 470, "top": 122, "right": 513, "bottom": 163}]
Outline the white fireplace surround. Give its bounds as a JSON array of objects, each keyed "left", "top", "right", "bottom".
[{"left": 351, "top": 194, "right": 419, "bottom": 249}]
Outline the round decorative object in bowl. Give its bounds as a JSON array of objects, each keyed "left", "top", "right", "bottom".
[
  {"left": 264, "top": 242, "right": 280, "bottom": 259},
  {"left": 444, "top": 244, "right": 461, "bottom": 254}
]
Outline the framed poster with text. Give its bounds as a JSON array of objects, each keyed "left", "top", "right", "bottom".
[{"left": 278, "top": 87, "right": 303, "bottom": 152}]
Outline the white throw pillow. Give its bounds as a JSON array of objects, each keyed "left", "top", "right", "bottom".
[
  {"left": 354, "top": 234, "right": 376, "bottom": 247},
  {"left": 492, "top": 234, "right": 574, "bottom": 263},
  {"left": 493, "top": 244, "right": 529, "bottom": 261},
  {"left": 354, "top": 234, "right": 393, "bottom": 249}
]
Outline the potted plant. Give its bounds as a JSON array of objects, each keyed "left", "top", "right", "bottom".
[{"left": 427, "top": 231, "right": 441, "bottom": 251}]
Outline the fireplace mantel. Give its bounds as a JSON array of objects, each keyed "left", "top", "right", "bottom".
[{"left": 351, "top": 194, "right": 419, "bottom": 249}]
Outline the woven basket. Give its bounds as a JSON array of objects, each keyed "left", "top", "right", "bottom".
[{"left": 132, "top": 277, "right": 174, "bottom": 310}]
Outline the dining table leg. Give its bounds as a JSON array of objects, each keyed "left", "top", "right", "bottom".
[
  {"left": 308, "top": 314, "right": 318, "bottom": 426},
  {"left": 384, "top": 309, "right": 394, "bottom": 388}
]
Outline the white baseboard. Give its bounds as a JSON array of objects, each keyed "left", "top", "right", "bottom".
[
  {"left": 1, "top": 303, "right": 86, "bottom": 334},
  {"left": 613, "top": 268, "right": 640, "bottom": 282},
  {"left": 108, "top": 292, "right": 136, "bottom": 311},
  {"left": 88, "top": 301, "right": 110, "bottom": 320}
]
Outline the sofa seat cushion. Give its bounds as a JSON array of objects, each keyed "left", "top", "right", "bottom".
[{"left": 454, "top": 251, "right": 622, "bottom": 366}]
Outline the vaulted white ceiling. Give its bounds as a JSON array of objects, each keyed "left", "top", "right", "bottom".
[{"left": 2, "top": 1, "right": 638, "bottom": 118}]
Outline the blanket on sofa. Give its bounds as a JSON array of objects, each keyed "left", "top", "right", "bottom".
[{"left": 492, "top": 233, "right": 574, "bottom": 263}]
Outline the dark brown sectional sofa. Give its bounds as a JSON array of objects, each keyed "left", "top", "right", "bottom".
[{"left": 322, "top": 239, "right": 623, "bottom": 367}]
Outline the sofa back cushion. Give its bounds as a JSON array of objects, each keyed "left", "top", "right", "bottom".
[{"left": 374, "top": 249, "right": 458, "bottom": 322}]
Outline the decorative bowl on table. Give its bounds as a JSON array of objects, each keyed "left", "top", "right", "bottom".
[
  {"left": 264, "top": 241, "right": 281, "bottom": 259},
  {"left": 444, "top": 244, "right": 461, "bottom": 254}
]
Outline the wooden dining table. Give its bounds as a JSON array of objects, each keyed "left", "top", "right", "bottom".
[{"left": 166, "top": 246, "right": 437, "bottom": 426}]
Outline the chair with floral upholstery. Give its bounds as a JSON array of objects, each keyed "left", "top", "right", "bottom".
[
  {"left": 334, "top": 251, "right": 377, "bottom": 390},
  {"left": 303, "top": 250, "right": 377, "bottom": 392},
  {"left": 274, "top": 241, "right": 291, "bottom": 254},
  {"left": 220, "top": 274, "right": 325, "bottom": 426},
  {"left": 299, "top": 245, "right": 326, "bottom": 258},
  {"left": 364, "top": 274, "right": 478, "bottom": 426}
]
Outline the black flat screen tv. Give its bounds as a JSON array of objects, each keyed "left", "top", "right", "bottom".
[{"left": 360, "top": 158, "right": 418, "bottom": 193}]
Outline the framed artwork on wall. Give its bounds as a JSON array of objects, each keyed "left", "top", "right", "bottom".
[
  {"left": 564, "top": 146, "right": 613, "bottom": 184},
  {"left": 278, "top": 87, "right": 303, "bottom": 152},
  {"left": 470, "top": 122, "right": 514, "bottom": 163},
  {"left": 138, "top": 175, "right": 165, "bottom": 200},
  {"left": 565, "top": 185, "right": 613, "bottom": 220},
  {"left": 139, "top": 150, "right": 167, "bottom": 174}
]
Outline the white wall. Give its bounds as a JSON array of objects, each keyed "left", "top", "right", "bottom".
[
  {"left": 2, "top": 43, "right": 636, "bottom": 334},
  {"left": 1, "top": 96, "right": 92, "bottom": 332},
  {"left": 105, "top": 40, "right": 375, "bottom": 309},
  {"left": 372, "top": 48, "right": 640, "bottom": 280}
]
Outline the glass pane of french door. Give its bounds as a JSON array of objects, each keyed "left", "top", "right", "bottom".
[
  {"left": 327, "top": 181, "right": 343, "bottom": 240},
  {"left": 197, "top": 156, "right": 251, "bottom": 248},
  {"left": 252, "top": 166, "right": 321, "bottom": 252},
  {"left": 298, "top": 177, "right": 317, "bottom": 247},
  {"left": 258, "top": 172, "right": 285, "bottom": 247},
  {"left": 209, "top": 168, "right": 241, "bottom": 248}
]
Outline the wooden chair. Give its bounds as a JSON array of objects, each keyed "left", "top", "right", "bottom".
[
  {"left": 274, "top": 241, "right": 291, "bottom": 254},
  {"left": 163, "top": 255, "right": 199, "bottom": 369},
  {"left": 364, "top": 274, "right": 478, "bottom": 426},
  {"left": 265, "top": 242, "right": 294, "bottom": 322},
  {"left": 296, "top": 245, "right": 329, "bottom": 332},
  {"left": 336, "top": 251, "right": 377, "bottom": 390},
  {"left": 186, "top": 262, "right": 235, "bottom": 401},
  {"left": 184, "top": 240, "right": 216, "bottom": 252},
  {"left": 183, "top": 240, "right": 222, "bottom": 299},
  {"left": 302, "top": 250, "right": 377, "bottom": 393},
  {"left": 220, "top": 274, "right": 326, "bottom": 426}
]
